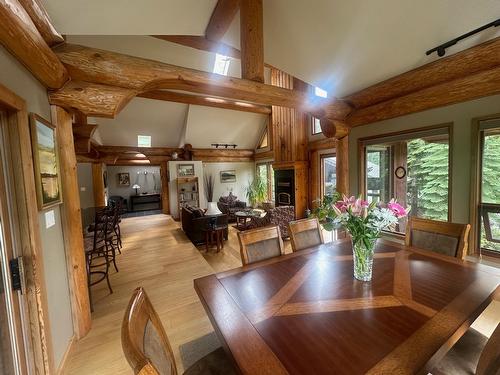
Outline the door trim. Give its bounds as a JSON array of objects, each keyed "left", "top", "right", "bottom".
[{"left": 0, "top": 82, "right": 55, "bottom": 374}]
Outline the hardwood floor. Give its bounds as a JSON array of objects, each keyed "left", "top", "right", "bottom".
[{"left": 63, "top": 214, "right": 498, "bottom": 374}]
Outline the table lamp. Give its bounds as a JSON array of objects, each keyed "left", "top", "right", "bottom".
[{"left": 132, "top": 184, "right": 141, "bottom": 195}]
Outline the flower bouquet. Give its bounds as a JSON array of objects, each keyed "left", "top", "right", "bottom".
[{"left": 331, "top": 196, "right": 409, "bottom": 281}]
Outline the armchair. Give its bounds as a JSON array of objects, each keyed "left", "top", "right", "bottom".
[
  {"left": 247, "top": 206, "right": 295, "bottom": 238},
  {"left": 217, "top": 192, "right": 247, "bottom": 221}
]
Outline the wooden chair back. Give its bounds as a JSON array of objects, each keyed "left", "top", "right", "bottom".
[
  {"left": 476, "top": 323, "right": 500, "bottom": 375},
  {"left": 289, "top": 217, "right": 324, "bottom": 252},
  {"left": 238, "top": 226, "right": 284, "bottom": 265},
  {"left": 122, "top": 287, "right": 177, "bottom": 375},
  {"left": 405, "top": 216, "right": 470, "bottom": 259}
]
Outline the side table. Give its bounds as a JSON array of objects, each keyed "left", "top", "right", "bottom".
[{"left": 202, "top": 225, "right": 226, "bottom": 252}]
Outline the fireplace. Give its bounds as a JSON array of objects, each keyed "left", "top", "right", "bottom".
[{"left": 274, "top": 169, "right": 295, "bottom": 207}]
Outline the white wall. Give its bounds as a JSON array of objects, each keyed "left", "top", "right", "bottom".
[
  {"left": 348, "top": 94, "right": 500, "bottom": 224},
  {"left": 107, "top": 165, "right": 161, "bottom": 207},
  {"left": 76, "top": 163, "right": 95, "bottom": 209},
  {"left": 202, "top": 162, "right": 255, "bottom": 204},
  {"left": 0, "top": 46, "right": 73, "bottom": 368}
]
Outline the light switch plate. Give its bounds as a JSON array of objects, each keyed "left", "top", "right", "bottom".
[
  {"left": 45, "top": 210, "right": 55, "bottom": 229},
  {"left": 80, "top": 186, "right": 86, "bottom": 192}
]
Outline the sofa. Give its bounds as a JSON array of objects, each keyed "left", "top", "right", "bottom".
[
  {"left": 217, "top": 193, "right": 247, "bottom": 222},
  {"left": 247, "top": 205, "right": 295, "bottom": 238},
  {"left": 181, "top": 205, "right": 228, "bottom": 246}
]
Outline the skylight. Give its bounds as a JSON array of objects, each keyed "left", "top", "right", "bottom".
[
  {"left": 213, "top": 53, "right": 231, "bottom": 75},
  {"left": 137, "top": 135, "right": 151, "bottom": 148},
  {"left": 315, "top": 86, "right": 328, "bottom": 98}
]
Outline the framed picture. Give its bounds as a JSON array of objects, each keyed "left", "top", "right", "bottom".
[
  {"left": 220, "top": 170, "right": 236, "bottom": 183},
  {"left": 29, "top": 114, "right": 62, "bottom": 210},
  {"left": 118, "top": 173, "right": 130, "bottom": 186},
  {"left": 177, "top": 164, "right": 195, "bottom": 177}
]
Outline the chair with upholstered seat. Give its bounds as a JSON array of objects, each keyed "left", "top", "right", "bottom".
[
  {"left": 405, "top": 217, "right": 471, "bottom": 259},
  {"left": 432, "top": 323, "right": 500, "bottom": 375},
  {"left": 238, "top": 226, "right": 284, "bottom": 265},
  {"left": 289, "top": 217, "right": 324, "bottom": 252},
  {"left": 122, "top": 287, "right": 236, "bottom": 375}
]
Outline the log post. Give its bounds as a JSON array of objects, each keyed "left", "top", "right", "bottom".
[
  {"left": 336, "top": 135, "right": 349, "bottom": 196},
  {"left": 240, "top": 0, "right": 264, "bottom": 82},
  {"left": 91, "top": 163, "right": 106, "bottom": 207},
  {"left": 51, "top": 105, "right": 92, "bottom": 339},
  {"left": 160, "top": 162, "right": 170, "bottom": 214}
]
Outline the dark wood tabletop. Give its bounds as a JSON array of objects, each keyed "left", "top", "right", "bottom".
[{"left": 194, "top": 238, "right": 500, "bottom": 375}]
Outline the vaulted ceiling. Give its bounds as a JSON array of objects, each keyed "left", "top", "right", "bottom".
[{"left": 44, "top": 0, "right": 500, "bottom": 147}]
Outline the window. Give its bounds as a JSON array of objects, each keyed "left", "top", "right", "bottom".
[
  {"left": 314, "top": 86, "right": 328, "bottom": 98},
  {"left": 312, "top": 117, "right": 322, "bottom": 135},
  {"left": 257, "top": 128, "right": 269, "bottom": 149},
  {"left": 478, "top": 123, "right": 500, "bottom": 255},
  {"left": 137, "top": 135, "right": 151, "bottom": 148},
  {"left": 256, "top": 162, "right": 274, "bottom": 202},
  {"left": 321, "top": 154, "right": 336, "bottom": 197},
  {"left": 360, "top": 125, "right": 451, "bottom": 234},
  {"left": 213, "top": 53, "right": 231, "bottom": 76}
]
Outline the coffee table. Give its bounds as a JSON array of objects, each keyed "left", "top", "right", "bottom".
[{"left": 234, "top": 210, "right": 265, "bottom": 230}]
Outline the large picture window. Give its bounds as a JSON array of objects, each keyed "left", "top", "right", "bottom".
[
  {"left": 321, "top": 154, "right": 336, "bottom": 197},
  {"left": 256, "top": 162, "right": 274, "bottom": 202},
  {"left": 360, "top": 125, "right": 452, "bottom": 234}
]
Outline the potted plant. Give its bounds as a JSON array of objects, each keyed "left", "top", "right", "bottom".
[
  {"left": 245, "top": 177, "right": 267, "bottom": 208},
  {"left": 310, "top": 192, "right": 342, "bottom": 231}
]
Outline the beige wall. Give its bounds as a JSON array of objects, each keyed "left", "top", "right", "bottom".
[
  {"left": 348, "top": 94, "right": 500, "bottom": 224},
  {"left": 202, "top": 162, "right": 255, "bottom": 203},
  {"left": 0, "top": 46, "right": 74, "bottom": 368},
  {"left": 76, "top": 163, "right": 95, "bottom": 209}
]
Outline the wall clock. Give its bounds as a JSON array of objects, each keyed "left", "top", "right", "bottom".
[{"left": 395, "top": 166, "right": 406, "bottom": 179}]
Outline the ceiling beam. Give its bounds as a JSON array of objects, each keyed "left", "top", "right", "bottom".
[
  {"left": 240, "top": 0, "right": 264, "bottom": 82},
  {"left": 152, "top": 35, "right": 241, "bottom": 59},
  {"left": 51, "top": 44, "right": 351, "bottom": 119},
  {"left": 205, "top": 0, "right": 240, "bottom": 42},
  {"left": 344, "top": 36, "right": 500, "bottom": 109},
  {"left": 17, "top": 0, "right": 64, "bottom": 47},
  {"left": 0, "top": 0, "right": 68, "bottom": 89},
  {"left": 346, "top": 65, "right": 500, "bottom": 127},
  {"left": 138, "top": 90, "right": 271, "bottom": 114}
]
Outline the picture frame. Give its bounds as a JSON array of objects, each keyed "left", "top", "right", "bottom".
[
  {"left": 29, "top": 114, "right": 62, "bottom": 210},
  {"left": 177, "top": 164, "right": 195, "bottom": 177},
  {"left": 118, "top": 172, "right": 130, "bottom": 186},
  {"left": 220, "top": 170, "right": 236, "bottom": 183}
]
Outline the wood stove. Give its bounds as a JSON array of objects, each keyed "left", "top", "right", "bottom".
[{"left": 274, "top": 169, "right": 295, "bottom": 207}]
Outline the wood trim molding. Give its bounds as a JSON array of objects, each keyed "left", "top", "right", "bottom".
[
  {"left": 1, "top": 82, "right": 55, "bottom": 374},
  {"left": 56, "top": 336, "right": 74, "bottom": 375},
  {"left": 0, "top": 0, "right": 68, "bottom": 89},
  {"left": 52, "top": 105, "right": 92, "bottom": 339}
]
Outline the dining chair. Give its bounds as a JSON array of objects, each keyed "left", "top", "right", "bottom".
[
  {"left": 288, "top": 217, "right": 324, "bottom": 252},
  {"left": 405, "top": 216, "right": 471, "bottom": 259},
  {"left": 432, "top": 323, "right": 500, "bottom": 375},
  {"left": 122, "top": 287, "right": 236, "bottom": 375},
  {"left": 238, "top": 226, "right": 284, "bottom": 265}
]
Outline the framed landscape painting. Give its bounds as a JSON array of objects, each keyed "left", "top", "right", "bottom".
[
  {"left": 220, "top": 170, "right": 236, "bottom": 183},
  {"left": 29, "top": 114, "right": 62, "bottom": 210}
]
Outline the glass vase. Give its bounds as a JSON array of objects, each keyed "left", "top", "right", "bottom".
[{"left": 351, "top": 237, "right": 376, "bottom": 281}]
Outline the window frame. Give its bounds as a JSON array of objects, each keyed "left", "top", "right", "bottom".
[
  {"left": 256, "top": 161, "right": 274, "bottom": 202},
  {"left": 358, "top": 123, "right": 453, "bottom": 236},
  {"left": 320, "top": 153, "right": 336, "bottom": 198},
  {"left": 311, "top": 117, "right": 322, "bottom": 135}
]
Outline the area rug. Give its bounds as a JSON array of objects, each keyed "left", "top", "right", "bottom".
[{"left": 179, "top": 332, "right": 221, "bottom": 369}]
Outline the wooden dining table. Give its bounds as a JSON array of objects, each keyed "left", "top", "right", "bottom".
[{"left": 194, "top": 238, "right": 500, "bottom": 375}]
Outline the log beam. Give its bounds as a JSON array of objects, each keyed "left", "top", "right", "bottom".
[
  {"left": 51, "top": 44, "right": 351, "bottom": 120},
  {"left": 138, "top": 90, "right": 271, "bottom": 114},
  {"left": 91, "top": 163, "right": 106, "bottom": 207},
  {"left": 160, "top": 162, "right": 170, "bottom": 214},
  {"left": 51, "top": 105, "right": 92, "bottom": 339},
  {"left": 205, "top": 0, "right": 240, "bottom": 41},
  {"left": 73, "top": 123, "right": 97, "bottom": 154},
  {"left": 347, "top": 65, "right": 500, "bottom": 127},
  {"left": 0, "top": 0, "right": 68, "bottom": 89},
  {"left": 335, "top": 135, "right": 349, "bottom": 196},
  {"left": 18, "top": 0, "right": 64, "bottom": 46},
  {"left": 344, "top": 36, "right": 500, "bottom": 109},
  {"left": 319, "top": 118, "right": 349, "bottom": 139},
  {"left": 240, "top": 0, "right": 264, "bottom": 82}
]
